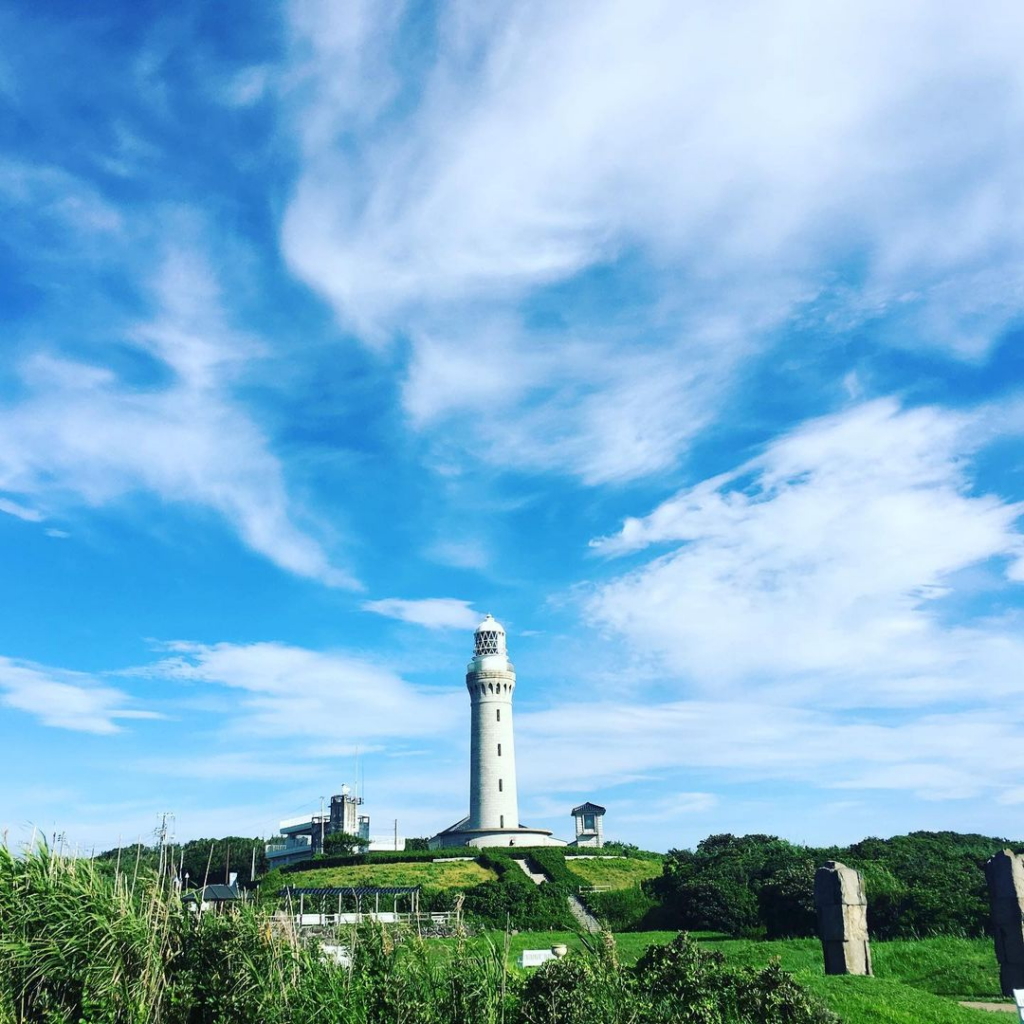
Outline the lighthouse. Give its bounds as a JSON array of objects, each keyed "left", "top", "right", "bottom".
[
  {"left": 429, "top": 615, "right": 565, "bottom": 849},
  {"left": 467, "top": 614, "right": 519, "bottom": 831}
]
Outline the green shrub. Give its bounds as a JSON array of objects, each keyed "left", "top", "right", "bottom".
[
  {"left": 650, "top": 830, "right": 1019, "bottom": 940},
  {"left": 634, "top": 933, "right": 839, "bottom": 1024},
  {"left": 758, "top": 861, "right": 817, "bottom": 939},
  {"left": 586, "top": 887, "right": 659, "bottom": 931},
  {"left": 462, "top": 878, "right": 576, "bottom": 931}
]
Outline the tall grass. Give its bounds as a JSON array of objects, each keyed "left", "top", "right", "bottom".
[{"left": 0, "top": 843, "right": 836, "bottom": 1024}]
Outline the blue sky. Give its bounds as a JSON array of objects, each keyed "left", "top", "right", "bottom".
[{"left": 3, "top": 0, "right": 1024, "bottom": 854}]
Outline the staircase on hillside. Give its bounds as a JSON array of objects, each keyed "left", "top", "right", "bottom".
[
  {"left": 513, "top": 859, "right": 549, "bottom": 885},
  {"left": 511, "top": 858, "right": 601, "bottom": 933}
]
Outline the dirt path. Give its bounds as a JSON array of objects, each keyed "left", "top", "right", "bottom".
[{"left": 958, "top": 1002, "right": 1017, "bottom": 1014}]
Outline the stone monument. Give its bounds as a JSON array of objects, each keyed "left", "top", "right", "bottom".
[
  {"left": 984, "top": 849, "right": 1024, "bottom": 995},
  {"left": 814, "top": 860, "right": 872, "bottom": 975}
]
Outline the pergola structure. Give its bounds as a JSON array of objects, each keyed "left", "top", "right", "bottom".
[{"left": 280, "top": 885, "right": 421, "bottom": 923}]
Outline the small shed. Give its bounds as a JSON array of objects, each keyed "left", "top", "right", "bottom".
[
  {"left": 570, "top": 802, "right": 606, "bottom": 848},
  {"left": 182, "top": 884, "right": 240, "bottom": 912}
]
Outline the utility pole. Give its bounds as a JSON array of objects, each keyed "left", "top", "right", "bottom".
[
  {"left": 250, "top": 844, "right": 256, "bottom": 882},
  {"left": 394, "top": 818, "right": 398, "bottom": 851},
  {"left": 319, "top": 795, "right": 325, "bottom": 855}
]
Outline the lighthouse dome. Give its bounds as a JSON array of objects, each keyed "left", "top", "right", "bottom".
[{"left": 474, "top": 614, "right": 507, "bottom": 657}]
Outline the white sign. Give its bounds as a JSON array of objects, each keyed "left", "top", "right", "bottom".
[{"left": 519, "top": 950, "right": 558, "bottom": 968}]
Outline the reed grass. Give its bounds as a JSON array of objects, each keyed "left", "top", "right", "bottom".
[{"left": 0, "top": 843, "right": 835, "bottom": 1024}]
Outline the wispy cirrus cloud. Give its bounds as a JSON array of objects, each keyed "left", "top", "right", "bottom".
[
  {"left": 0, "top": 656, "right": 161, "bottom": 735},
  {"left": 0, "top": 497, "right": 43, "bottom": 523},
  {"left": 587, "top": 398, "right": 1024, "bottom": 704},
  {"left": 136, "top": 639, "right": 462, "bottom": 740},
  {"left": 284, "top": 0, "right": 1024, "bottom": 348},
  {"left": 517, "top": 698, "right": 1024, "bottom": 804},
  {"left": 0, "top": 244, "right": 356, "bottom": 588},
  {"left": 280, "top": 0, "right": 1024, "bottom": 484}
]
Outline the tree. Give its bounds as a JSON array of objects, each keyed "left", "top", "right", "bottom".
[
  {"left": 96, "top": 836, "right": 267, "bottom": 885},
  {"left": 322, "top": 831, "right": 364, "bottom": 857}
]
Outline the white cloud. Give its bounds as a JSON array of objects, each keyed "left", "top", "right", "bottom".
[
  {"left": 279, "top": 0, "right": 1024, "bottom": 481},
  {"left": 137, "top": 640, "right": 462, "bottom": 740},
  {"left": 0, "top": 249, "right": 356, "bottom": 588},
  {"left": 0, "top": 158, "right": 124, "bottom": 236},
  {"left": 222, "top": 65, "right": 271, "bottom": 107},
  {"left": 362, "top": 597, "right": 481, "bottom": 629},
  {"left": 516, "top": 699, "right": 1024, "bottom": 803},
  {"left": 402, "top": 318, "right": 749, "bottom": 484},
  {"left": 0, "top": 496, "right": 43, "bottom": 522},
  {"left": 371, "top": 2, "right": 1024, "bottom": 346},
  {"left": 0, "top": 656, "right": 160, "bottom": 735},
  {"left": 588, "top": 399, "right": 1024, "bottom": 703}
]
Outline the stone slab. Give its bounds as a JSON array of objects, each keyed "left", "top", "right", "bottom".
[
  {"left": 814, "top": 860, "right": 867, "bottom": 907},
  {"left": 822, "top": 939, "right": 872, "bottom": 976}
]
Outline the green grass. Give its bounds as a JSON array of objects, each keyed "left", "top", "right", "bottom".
[
  {"left": 427, "top": 930, "right": 1005, "bottom": 1023},
  {"left": 566, "top": 855, "right": 664, "bottom": 890},
  {"left": 283, "top": 859, "right": 497, "bottom": 890},
  {"left": 695, "top": 934, "right": 1004, "bottom": 1024},
  {"left": 437, "top": 929, "right": 680, "bottom": 968}
]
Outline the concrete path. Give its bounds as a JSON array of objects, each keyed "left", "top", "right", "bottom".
[
  {"left": 958, "top": 1003, "right": 1016, "bottom": 1014},
  {"left": 513, "top": 859, "right": 548, "bottom": 885},
  {"left": 567, "top": 894, "right": 601, "bottom": 933}
]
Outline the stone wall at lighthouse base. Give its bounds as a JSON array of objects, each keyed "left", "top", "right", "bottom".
[{"left": 428, "top": 823, "right": 567, "bottom": 850}]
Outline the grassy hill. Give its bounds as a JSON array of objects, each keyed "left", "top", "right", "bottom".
[
  {"left": 702, "top": 934, "right": 1003, "bottom": 1024},
  {"left": 277, "top": 859, "right": 497, "bottom": 890},
  {"left": 566, "top": 855, "right": 663, "bottom": 889},
  {"left": 273, "top": 849, "right": 663, "bottom": 896}
]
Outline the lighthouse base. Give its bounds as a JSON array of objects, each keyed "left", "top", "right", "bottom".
[{"left": 428, "top": 818, "right": 567, "bottom": 850}]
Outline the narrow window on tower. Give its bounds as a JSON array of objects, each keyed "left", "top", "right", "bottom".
[
  {"left": 500, "top": 815, "right": 504, "bottom": 828},
  {"left": 497, "top": 743, "right": 502, "bottom": 756},
  {"left": 496, "top": 708, "right": 500, "bottom": 722},
  {"left": 499, "top": 779, "right": 503, "bottom": 792}
]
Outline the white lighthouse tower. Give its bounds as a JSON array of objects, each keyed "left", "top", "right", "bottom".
[
  {"left": 467, "top": 614, "right": 519, "bottom": 831},
  {"left": 429, "top": 614, "right": 564, "bottom": 849}
]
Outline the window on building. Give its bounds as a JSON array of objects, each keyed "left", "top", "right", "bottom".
[
  {"left": 499, "top": 779, "right": 503, "bottom": 791},
  {"left": 584, "top": 814, "right": 595, "bottom": 831},
  {"left": 500, "top": 815, "right": 505, "bottom": 828},
  {"left": 497, "top": 743, "right": 502, "bottom": 756},
  {"left": 496, "top": 708, "right": 500, "bottom": 722}
]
